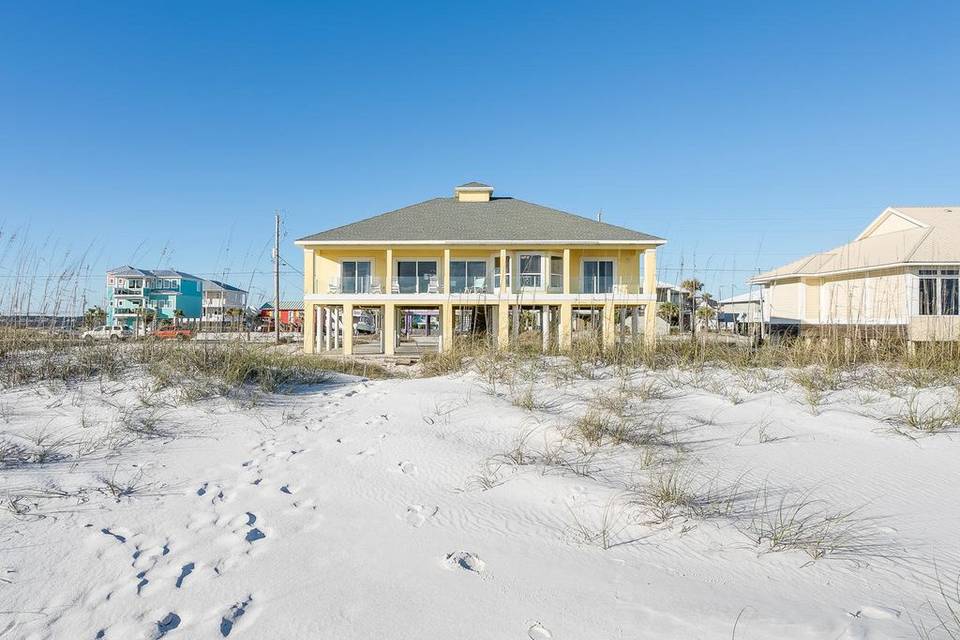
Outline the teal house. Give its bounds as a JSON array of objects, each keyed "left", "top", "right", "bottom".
[{"left": 105, "top": 266, "right": 204, "bottom": 330}]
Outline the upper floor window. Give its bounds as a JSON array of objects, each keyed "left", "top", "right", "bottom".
[
  {"left": 518, "top": 254, "right": 542, "bottom": 288},
  {"left": 583, "top": 260, "right": 614, "bottom": 294},
  {"left": 450, "top": 260, "right": 486, "bottom": 293},
  {"left": 493, "top": 256, "right": 512, "bottom": 289},
  {"left": 550, "top": 256, "right": 564, "bottom": 290},
  {"left": 920, "top": 269, "right": 959, "bottom": 316},
  {"left": 397, "top": 260, "right": 437, "bottom": 293},
  {"left": 342, "top": 260, "right": 372, "bottom": 294}
]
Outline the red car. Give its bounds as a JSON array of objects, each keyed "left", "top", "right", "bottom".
[{"left": 153, "top": 328, "right": 193, "bottom": 340}]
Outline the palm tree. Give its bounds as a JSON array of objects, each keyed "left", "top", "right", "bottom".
[
  {"left": 84, "top": 306, "right": 106, "bottom": 328},
  {"left": 657, "top": 301, "right": 679, "bottom": 325},
  {"left": 173, "top": 308, "right": 184, "bottom": 329},
  {"left": 696, "top": 305, "right": 716, "bottom": 332},
  {"left": 680, "top": 279, "right": 704, "bottom": 340}
]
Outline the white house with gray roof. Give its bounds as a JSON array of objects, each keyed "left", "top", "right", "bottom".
[{"left": 751, "top": 205, "right": 960, "bottom": 341}]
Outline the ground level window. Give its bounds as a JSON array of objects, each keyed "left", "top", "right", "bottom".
[
  {"left": 919, "top": 269, "right": 959, "bottom": 316},
  {"left": 942, "top": 269, "right": 959, "bottom": 315}
]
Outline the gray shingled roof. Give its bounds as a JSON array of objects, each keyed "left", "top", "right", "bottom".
[
  {"left": 203, "top": 279, "right": 248, "bottom": 293},
  {"left": 107, "top": 266, "right": 203, "bottom": 280},
  {"left": 296, "top": 197, "right": 664, "bottom": 244},
  {"left": 456, "top": 181, "right": 492, "bottom": 189}
]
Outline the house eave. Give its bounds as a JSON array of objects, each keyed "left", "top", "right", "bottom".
[
  {"left": 750, "top": 260, "right": 960, "bottom": 284},
  {"left": 294, "top": 238, "right": 667, "bottom": 247}
]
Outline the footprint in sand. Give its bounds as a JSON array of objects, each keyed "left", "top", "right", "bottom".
[
  {"left": 398, "top": 461, "right": 418, "bottom": 475},
  {"left": 444, "top": 551, "right": 485, "bottom": 574},
  {"left": 175, "top": 562, "right": 195, "bottom": 588},
  {"left": 156, "top": 612, "right": 181, "bottom": 638},
  {"left": 853, "top": 605, "right": 900, "bottom": 620},
  {"left": 220, "top": 595, "right": 253, "bottom": 637},
  {"left": 245, "top": 528, "right": 266, "bottom": 543},
  {"left": 404, "top": 505, "right": 438, "bottom": 527},
  {"left": 528, "top": 623, "right": 552, "bottom": 640}
]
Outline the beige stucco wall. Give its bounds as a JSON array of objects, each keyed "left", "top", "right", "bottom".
[
  {"left": 909, "top": 316, "right": 960, "bottom": 341},
  {"left": 818, "top": 269, "right": 908, "bottom": 325},
  {"left": 762, "top": 268, "right": 910, "bottom": 328},
  {"left": 764, "top": 279, "right": 803, "bottom": 325}
]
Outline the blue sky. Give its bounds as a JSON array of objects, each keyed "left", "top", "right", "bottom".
[{"left": 2, "top": 1, "right": 958, "bottom": 309}]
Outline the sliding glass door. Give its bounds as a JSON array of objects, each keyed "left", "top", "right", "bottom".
[
  {"left": 342, "top": 261, "right": 372, "bottom": 294},
  {"left": 397, "top": 260, "right": 437, "bottom": 293},
  {"left": 582, "top": 260, "right": 614, "bottom": 294}
]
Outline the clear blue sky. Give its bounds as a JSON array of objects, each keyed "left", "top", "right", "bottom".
[{"left": 2, "top": 1, "right": 958, "bottom": 310}]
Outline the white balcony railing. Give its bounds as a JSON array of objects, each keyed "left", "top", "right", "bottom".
[{"left": 314, "top": 276, "right": 649, "bottom": 296}]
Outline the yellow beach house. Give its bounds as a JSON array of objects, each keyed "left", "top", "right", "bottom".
[
  {"left": 296, "top": 182, "right": 665, "bottom": 356},
  {"left": 751, "top": 205, "right": 960, "bottom": 342}
]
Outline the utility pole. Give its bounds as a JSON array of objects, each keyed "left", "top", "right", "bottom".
[{"left": 274, "top": 210, "right": 281, "bottom": 344}]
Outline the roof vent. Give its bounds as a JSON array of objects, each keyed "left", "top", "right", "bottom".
[{"left": 454, "top": 181, "right": 494, "bottom": 202}]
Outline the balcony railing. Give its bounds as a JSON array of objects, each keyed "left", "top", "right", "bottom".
[
  {"left": 112, "top": 287, "right": 144, "bottom": 296},
  {"left": 314, "top": 276, "right": 650, "bottom": 296}
]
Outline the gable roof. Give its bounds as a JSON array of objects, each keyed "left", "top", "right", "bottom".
[
  {"left": 718, "top": 290, "right": 762, "bottom": 305},
  {"left": 260, "top": 300, "right": 304, "bottom": 311},
  {"left": 107, "top": 266, "right": 203, "bottom": 280},
  {"left": 296, "top": 195, "right": 664, "bottom": 245},
  {"left": 751, "top": 205, "right": 960, "bottom": 283},
  {"left": 203, "top": 279, "right": 248, "bottom": 293}
]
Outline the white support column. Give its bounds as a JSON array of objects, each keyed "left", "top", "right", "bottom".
[{"left": 541, "top": 305, "right": 550, "bottom": 351}]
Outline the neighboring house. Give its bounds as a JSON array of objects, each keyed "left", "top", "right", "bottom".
[
  {"left": 717, "top": 290, "right": 763, "bottom": 334},
  {"left": 201, "top": 280, "right": 249, "bottom": 328},
  {"left": 296, "top": 182, "right": 664, "bottom": 355},
  {"left": 750, "top": 205, "right": 960, "bottom": 341},
  {"left": 105, "top": 267, "right": 204, "bottom": 330},
  {"left": 656, "top": 281, "right": 692, "bottom": 330},
  {"left": 259, "top": 300, "right": 305, "bottom": 332}
]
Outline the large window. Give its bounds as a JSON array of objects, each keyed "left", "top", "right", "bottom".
[
  {"left": 919, "top": 269, "right": 959, "bottom": 316},
  {"left": 342, "top": 260, "right": 372, "bottom": 294},
  {"left": 397, "top": 260, "right": 437, "bottom": 293},
  {"left": 582, "top": 260, "right": 614, "bottom": 293},
  {"left": 494, "top": 256, "right": 512, "bottom": 289},
  {"left": 550, "top": 256, "right": 564, "bottom": 289},
  {"left": 518, "top": 254, "right": 542, "bottom": 288},
  {"left": 450, "top": 260, "right": 487, "bottom": 293}
]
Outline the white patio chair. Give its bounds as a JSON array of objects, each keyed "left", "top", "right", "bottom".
[
  {"left": 369, "top": 277, "right": 383, "bottom": 294},
  {"left": 391, "top": 277, "right": 400, "bottom": 294},
  {"left": 328, "top": 278, "right": 341, "bottom": 294},
  {"left": 427, "top": 276, "right": 440, "bottom": 294}
]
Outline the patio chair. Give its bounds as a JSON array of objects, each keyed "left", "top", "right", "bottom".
[
  {"left": 472, "top": 277, "right": 486, "bottom": 294},
  {"left": 391, "top": 278, "right": 400, "bottom": 294},
  {"left": 328, "top": 278, "right": 341, "bottom": 294},
  {"left": 427, "top": 276, "right": 440, "bottom": 294},
  {"left": 369, "top": 277, "right": 383, "bottom": 294}
]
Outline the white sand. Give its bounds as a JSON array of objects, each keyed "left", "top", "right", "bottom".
[{"left": 2, "top": 364, "right": 959, "bottom": 639}]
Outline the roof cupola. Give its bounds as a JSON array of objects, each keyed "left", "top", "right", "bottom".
[{"left": 454, "top": 181, "right": 494, "bottom": 202}]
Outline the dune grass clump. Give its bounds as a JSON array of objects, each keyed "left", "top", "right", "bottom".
[
  {"left": 137, "top": 341, "right": 392, "bottom": 393},
  {"left": 745, "top": 487, "right": 891, "bottom": 564},
  {"left": 882, "top": 391, "right": 960, "bottom": 437}
]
